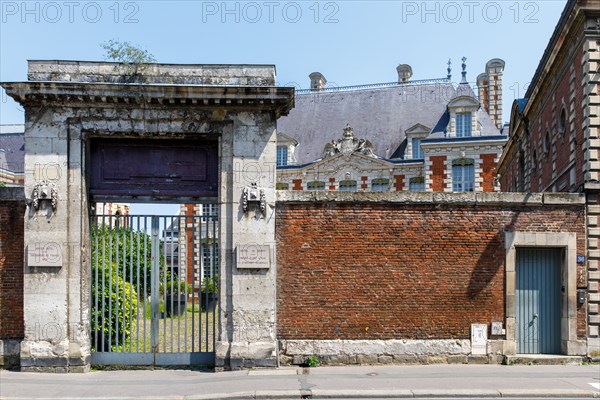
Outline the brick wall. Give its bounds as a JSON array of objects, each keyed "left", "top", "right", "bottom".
[
  {"left": 0, "top": 188, "right": 25, "bottom": 340},
  {"left": 276, "top": 193, "right": 586, "bottom": 341},
  {"left": 430, "top": 156, "right": 446, "bottom": 192},
  {"left": 480, "top": 154, "right": 496, "bottom": 192}
]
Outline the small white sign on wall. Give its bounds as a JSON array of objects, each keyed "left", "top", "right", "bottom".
[{"left": 471, "top": 323, "right": 488, "bottom": 355}]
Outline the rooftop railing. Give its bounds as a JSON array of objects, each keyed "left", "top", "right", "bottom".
[{"left": 293, "top": 77, "right": 451, "bottom": 94}]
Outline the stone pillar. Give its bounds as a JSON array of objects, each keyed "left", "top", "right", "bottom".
[
  {"left": 216, "top": 112, "right": 280, "bottom": 369},
  {"left": 19, "top": 111, "right": 90, "bottom": 372}
]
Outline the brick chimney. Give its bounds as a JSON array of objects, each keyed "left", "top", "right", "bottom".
[
  {"left": 476, "top": 58, "right": 505, "bottom": 129},
  {"left": 309, "top": 72, "right": 327, "bottom": 91},
  {"left": 396, "top": 64, "right": 413, "bottom": 83}
]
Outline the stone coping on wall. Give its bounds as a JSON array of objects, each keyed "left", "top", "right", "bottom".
[
  {"left": 1, "top": 82, "right": 295, "bottom": 117},
  {"left": 0, "top": 187, "right": 25, "bottom": 202},
  {"left": 276, "top": 191, "right": 585, "bottom": 206},
  {"left": 27, "top": 60, "right": 277, "bottom": 86}
]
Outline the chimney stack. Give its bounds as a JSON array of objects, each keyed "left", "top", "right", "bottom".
[
  {"left": 309, "top": 72, "right": 327, "bottom": 91},
  {"left": 477, "top": 73, "right": 488, "bottom": 111},
  {"left": 396, "top": 64, "right": 413, "bottom": 83},
  {"left": 476, "top": 59, "right": 505, "bottom": 129}
]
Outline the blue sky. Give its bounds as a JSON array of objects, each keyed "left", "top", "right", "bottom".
[
  {"left": 0, "top": 1, "right": 568, "bottom": 214},
  {"left": 2, "top": 0, "right": 566, "bottom": 125}
]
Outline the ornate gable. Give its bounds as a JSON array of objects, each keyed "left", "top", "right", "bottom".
[{"left": 322, "top": 124, "right": 376, "bottom": 159}]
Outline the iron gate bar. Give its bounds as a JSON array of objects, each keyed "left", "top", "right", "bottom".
[{"left": 91, "top": 208, "right": 218, "bottom": 366}]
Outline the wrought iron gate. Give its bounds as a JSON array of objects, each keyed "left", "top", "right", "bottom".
[
  {"left": 90, "top": 206, "right": 218, "bottom": 366},
  {"left": 516, "top": 247, "right": 562, "bottom": 354}
]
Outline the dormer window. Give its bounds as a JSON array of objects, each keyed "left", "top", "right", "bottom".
[
  {"left": 277, "top": 146, "right": 288, "bottom": 166},
  {"left": 447, "top": 94, "right": 479, "bottom": 138},
  {"left": 456, "top": 113, "right": 472, "bottom": 137},
  {"left": 412, "top": 138, "right": 424, "bottom": 159}
]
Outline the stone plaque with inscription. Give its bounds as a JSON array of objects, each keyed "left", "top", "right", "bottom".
[
  {"left": 27, "top": 242, "right": 63, "bottom": 267},
  {"left": 236, "top": 244, "right": 270, "bottom": 269}
]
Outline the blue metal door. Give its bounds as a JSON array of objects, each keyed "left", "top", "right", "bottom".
[{"left": 516, "top": 248, "right": 561, "bottom": 354}]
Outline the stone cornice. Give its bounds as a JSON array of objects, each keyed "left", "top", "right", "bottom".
[{"left": 1, "top": 81, "right": 295, "bottom": 117}]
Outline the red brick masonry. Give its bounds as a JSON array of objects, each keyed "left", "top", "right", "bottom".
[
  {"left": 276, "top": 195, "right": 586, "bottom": 340},
  {"left": 0, "top": 188, "right": 25, "bottom": 340}
]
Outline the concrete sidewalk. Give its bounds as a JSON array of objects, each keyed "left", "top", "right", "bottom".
[{"left": 1, "top": 364, "right": 599, "bottom": 399}]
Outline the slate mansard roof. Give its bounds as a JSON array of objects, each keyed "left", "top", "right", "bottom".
[
  {"left": 0, "top": 124, "right": 25, "bottom": 173},
  {"left": 277, "top": 80, "right": 502, "bottom": 164}
]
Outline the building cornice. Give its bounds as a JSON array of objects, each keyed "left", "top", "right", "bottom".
[{"left": 0, "top": 81, "right": 295, "bottom": 117}]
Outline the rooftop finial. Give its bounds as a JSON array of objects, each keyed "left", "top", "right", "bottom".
[
  {"left": 461, "top": 56, "right": 467, "bottom": 83},
  {"left": 447, "top": 59, "right": 452, "bottom": 80},
  {"left": 343, "top": 123, "right": 354, "bottom": 138}
]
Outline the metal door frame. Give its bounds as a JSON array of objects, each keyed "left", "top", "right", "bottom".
[{"left": 505, "top": 231, "right": 580, "bottom": 356}]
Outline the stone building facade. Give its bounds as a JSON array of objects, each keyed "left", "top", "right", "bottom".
[
  {"left": 276, "top": 59, "right": 507, "bottom": 193},
  {"left": 497, "top": 0, "right": 600, "bottom": 356}
]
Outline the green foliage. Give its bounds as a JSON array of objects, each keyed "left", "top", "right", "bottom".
[
  {"left": 201, "top": 275, "right": 219, "bottom": 294},
  {"left": 101, "top": 39, "right": 156, "bottom": 77},
  {"left": 91, "top": 225, "right": 158, "bottom": 296},
  {"left": 0, "top": 182, "right": 6, "bottom": 188},
  {"left": 91, "top": 265, "right": 138, "bottom": 352},
  {"left": 161, "top": 279, "right": 191, "bottom": 296},
  {"left": 90, "top": 224, "right": 156, "bottom": 351},
  {"left": 306, "top": 355, "right": 319, "bottom": 367}
]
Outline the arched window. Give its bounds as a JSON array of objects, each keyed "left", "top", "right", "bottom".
[
  {"left": 544, "top": 131, "right": 551, "bottom": 157},
  {"left": 559, "top": 108, "right": 566, "bottom": 137},
  {"left": 532, "top": 150, "right": 537, "bottom": 172}
]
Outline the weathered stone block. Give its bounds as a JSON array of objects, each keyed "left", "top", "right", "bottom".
[
  {"left": 467, "top": 355, "right": 489, "bottom": 364},
  {"left": 356, "top": 354, "right": 379, "bottom": 364},
  {"left": 378, "top": 355, "right": 393, "bottom": 364},
  {"left": 447, "top": 355, "right": 468, "bottom": 364}
]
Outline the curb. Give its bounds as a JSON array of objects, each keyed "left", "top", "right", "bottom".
[{"left": 3, "top": 389, "right": 600, "bottom": 400}]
